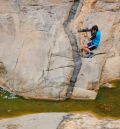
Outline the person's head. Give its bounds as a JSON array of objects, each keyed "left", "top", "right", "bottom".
[{"left": 91, "top": 25, "right": 99, "bottom": 33}]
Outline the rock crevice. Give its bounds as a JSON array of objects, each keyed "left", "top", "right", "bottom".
[{"left": 63, "top": 0, "right": 82, "bottom": 97}]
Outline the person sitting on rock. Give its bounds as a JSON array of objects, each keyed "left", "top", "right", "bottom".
[{"left": 80, "top": 25, "right": 101, "bottom": 58}]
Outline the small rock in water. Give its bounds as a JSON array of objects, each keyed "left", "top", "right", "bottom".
[
  {"left": 3, "top": 93, "right": 17, "bottom": 99},
  {"left": 103, "top": 83, "right": 113, "bottom": 88},
  {"left": 3, "top": 96, "right": 8, "bottom": 99},
  {"left": 11, "top": 93, "right": 17, "bottom": 98},
  {"left": 8, "top": 93, "right": 17, "bottom": 99},
  {"left": 7, "top": 109, "right": 12, "bottom": 113}
]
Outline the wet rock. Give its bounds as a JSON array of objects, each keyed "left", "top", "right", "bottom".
[
  {"left": 58, "top": 113, "right": 120, "bottom": 129},
  {"left": 71, "top": 87, "right": 97, "bottom": 100},
  {"left": 102, "top": 83, "right": 114, "bottom": 88}
]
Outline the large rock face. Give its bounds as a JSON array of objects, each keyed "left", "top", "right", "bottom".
[
  {"left": 70, "top": 0, "right": 120, "bottom": 99},
  {"left": 0, "top": 0, "right": 120, "bottom": 100},
  {"left": 0, "top": 0, "right": 74, "bottom": 100}
]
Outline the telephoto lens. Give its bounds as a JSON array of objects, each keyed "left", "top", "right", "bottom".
[{"left": 78, "top": 28, "right": 91, "bottom": 32}]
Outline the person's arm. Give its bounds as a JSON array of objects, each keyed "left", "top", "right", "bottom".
[{"left": 84, "top": 33, "right": 91, "bottom": 41}]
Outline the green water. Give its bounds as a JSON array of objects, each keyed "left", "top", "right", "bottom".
[{"left": 0, "top": 81, "right": 120, "bottom": 119}]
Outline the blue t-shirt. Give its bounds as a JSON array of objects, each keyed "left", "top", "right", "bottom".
[{"left": 92, "top": 31, "right": 101, "bottom": 47}]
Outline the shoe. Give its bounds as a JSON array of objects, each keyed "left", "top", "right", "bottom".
[
  {"left": 84, "top": 52, "right": 94, "bottom": 58},
  {"left": 89, "top": 52, "right": 94, "bottom": 58}
]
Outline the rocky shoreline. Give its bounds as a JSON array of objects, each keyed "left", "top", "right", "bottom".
[
  {"left": 0, "top": 113, "right": 120, "bottom": 129},
  {"left": 58, "top": 113, "right": 120, "bottom": 129}
]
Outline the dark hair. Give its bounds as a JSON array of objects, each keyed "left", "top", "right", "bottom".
[{"left": 91, "top": 25, "right": 98, "bottom": 32}]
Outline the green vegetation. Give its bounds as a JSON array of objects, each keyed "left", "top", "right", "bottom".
[{"left": 0, "top": 81, "right": 120, "bottom": 119}]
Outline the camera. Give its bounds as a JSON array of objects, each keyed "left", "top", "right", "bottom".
[{"left": 78, "top": 28, "right": 91, "bottom": 33}]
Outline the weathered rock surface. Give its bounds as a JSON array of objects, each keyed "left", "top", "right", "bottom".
[
  {"left": 58, "top": 113, "right": 120, "bottom": 129},
  {"left": 0, "top": 113, "right": 119, "bottom": 129},
  {"left": 70, "top": 0, "right": 120, "bottom": 99},
  {"left": 0, "top": 0, "right": 120, "bottom": 100},
  {"left": 101, "top": 56, "right": 120, "bottom": 83},
  {"left": 0, "top": 0, "right": 74, "bottom": 100},
  {"left": 72, "top": 55, "right": 106, "bottom": 99},
  {"left": 0, "top": 113, "right": 67, "bottom": 129}
]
